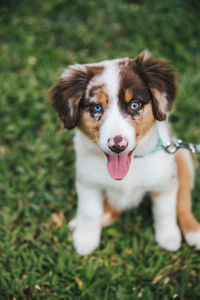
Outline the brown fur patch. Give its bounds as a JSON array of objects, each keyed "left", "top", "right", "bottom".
[
  {"left": 118, "top": 61, "right": 156, "bottom": 142},
  {"left": 129, "top": 103, "right": 155, "bottom": 141},
  {"left": 119, "top": 64, "right": 151, "bottom": 107},
  {"left": 118, "top": 60, "right": 128, "bottom": 67},
  {"left": 133, "top": 52, "right": 177, "bottom": 121},
  {"left": 151, "top": 191, "right": 161, "bottom": 198},
  {"left": 96, "top": 90, "right": 109, "bottom": 106},
  {"left": 150, "top": 88, "right": 168, "bottom": 121},
  {"left": 50, "top": 71, "right": 88, "bottom": 129},
  {"left": 78, "top": 89, "right": 109, "bottom": 141},
  {"left": 118, "top": 62, "right": 152, "bottom": 128},
  {"left": 88, "top": 84, "right": 105, "bottom": 98},
  {"left": 49, "top": 65, "right": 104, "bottom": 129},
  {"left": 78, "top": 111, "right": 101, "bottom": 142},
  {"left": 86, "top": 65, "right": 105, "bottom": 77},
  {"left": 102, "top": 199, "right": 121, "bottom": 227},
  {"left": 125, "top": 89, "right": 133, "bottom": 103},
  {"left": 176, "top": 150, "right": 200, "bottom": 236}
]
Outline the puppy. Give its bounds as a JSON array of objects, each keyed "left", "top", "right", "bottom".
[{"left": 50, "top": 51, "right": 200, "bottom": 255}]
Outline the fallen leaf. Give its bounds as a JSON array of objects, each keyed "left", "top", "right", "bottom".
[
  {"left": 124, "top": 248, "right": 132, "bottom": 254},
  {"left": 0, "top": 146, "right": 6, "bottom": 155},
  {"left": 163, "top": 277, "right": 170, "bottom": 285},
  {"left": 51, "top": 212, "right": 65, "bottom": 228},
  {"left": 75, "top": 278, "right": 83, "bottom": 290},
  {"left": 35, "top": 284, "right": 42, "bottom": 291},
  {"left": 28, "top": 56, "right": 37, "bottom": 65},
  {"left": 152, "top": 274, "right": 164, "bottom": 284}
]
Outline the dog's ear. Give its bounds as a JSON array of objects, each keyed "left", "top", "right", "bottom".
[
  {"left": 49, "top": 64, "right": 90, "bottom": 129},
  {"left": 134, "top": 51, "right": 177, "bottom": 121}
]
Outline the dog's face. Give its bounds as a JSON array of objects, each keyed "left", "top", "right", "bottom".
[{"left": 50, "top": 51, "right": 177, "bottom": 180}]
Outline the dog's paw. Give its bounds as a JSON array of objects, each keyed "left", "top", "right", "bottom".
[
  {"left": 185, "top": 230, "right": 200, "bottom": 250},
  {"left": 155, "top": 226, "right": 182, "bottom": 252},
  {"left": 73, "top": 228, "right": 100, "bottom": 256},
  {"left": 68, "top": 218, "right": 77, "bottom": 231}
]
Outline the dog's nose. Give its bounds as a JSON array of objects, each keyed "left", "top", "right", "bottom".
[{"left": 108, "top": 135, "right": 128, "bottom": 153}]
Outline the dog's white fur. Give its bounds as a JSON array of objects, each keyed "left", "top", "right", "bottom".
[
  {"left": 69, "top": 62, "right": 181, "bottom": 255},
  {"left": 72, "top": 122, "right": 181, "bottom": 255},
  {"left": 51, "top": 53, "right": 200, "bottom": 255}
]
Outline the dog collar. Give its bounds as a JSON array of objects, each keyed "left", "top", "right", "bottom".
[
  {"left": 164, "top": 139, "right": 200, "bottom": 154},
  {"left": 134, "top": 133, "right": 200, "bottom": 158},
  {"left": 134, "top": 132, "right": 164, "bottom": 158}
]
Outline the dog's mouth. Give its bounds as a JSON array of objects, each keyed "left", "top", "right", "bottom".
[{"left": 106, "top": 150, "right": 134, "bottom": 180}]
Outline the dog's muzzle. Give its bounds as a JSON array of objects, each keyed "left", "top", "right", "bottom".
[{"left": 108, "top": 135, "right": 128, "bottom": 153}]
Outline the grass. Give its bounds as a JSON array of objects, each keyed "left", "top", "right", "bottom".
[{"left": 0, "top": 0, "right": 200, "bottom": 299}]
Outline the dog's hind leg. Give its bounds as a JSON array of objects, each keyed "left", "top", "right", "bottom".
[
  {"left": 176, "top": 149, "right": 200, "bottom": 249},
  {"left": 152, "top": 177, "right": 181, "bottom": 252}
]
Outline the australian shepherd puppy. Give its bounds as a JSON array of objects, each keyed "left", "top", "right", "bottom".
[{"left": 50, "top": 51, "right": 200, "bottom": 255}]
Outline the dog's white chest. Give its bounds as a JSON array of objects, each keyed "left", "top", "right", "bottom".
[{"left": 75, "top": 131, "right": 176, "bottom": 210}]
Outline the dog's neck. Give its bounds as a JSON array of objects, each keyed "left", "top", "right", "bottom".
[{"left": 133, "top": 121, "right": 171, "bottom": 157}]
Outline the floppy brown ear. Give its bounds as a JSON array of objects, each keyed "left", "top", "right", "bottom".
[
  {"left": 49, "top": 65, "right": 89, "bottom": 129},
  {"left": 134, "top": 51, "right": 177, "bottom": 121}
]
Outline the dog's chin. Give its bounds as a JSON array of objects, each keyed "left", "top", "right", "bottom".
[{"left": 105, "top": 150, "right": 134, "bottom": 180}]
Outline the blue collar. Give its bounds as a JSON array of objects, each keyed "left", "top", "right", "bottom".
[{"left": 134, "top": 132, "right": 164, "bottom": 158}]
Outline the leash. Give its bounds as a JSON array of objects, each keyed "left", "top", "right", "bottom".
[
  {"left": 163, "top": 139, "right": 200, "bottom": 154},
  {"left": 134, "top": 134, "right": 200, "bottom": 158}
]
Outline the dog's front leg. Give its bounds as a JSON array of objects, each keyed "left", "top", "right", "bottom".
[
  {"left": 72, "top": 181, "right": 103, "bottom": 255},
  {"left": 152, "top": 179, "right": 182, "bottom": 252}
]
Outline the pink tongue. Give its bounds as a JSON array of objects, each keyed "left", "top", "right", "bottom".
[{"left": 107, "top": 153, "right": 131, "bottom": 180}]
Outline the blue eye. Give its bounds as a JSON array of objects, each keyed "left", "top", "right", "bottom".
[
  {"left": 93, "top": 104, "right": 103, "bottom": 112},
  {"left": 130, "top": 101, "right": 140, "bottom": 110}
]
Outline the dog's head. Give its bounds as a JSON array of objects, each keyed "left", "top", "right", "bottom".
[{"left": 50, "top": 51, "right": 177, "bottom": 180}]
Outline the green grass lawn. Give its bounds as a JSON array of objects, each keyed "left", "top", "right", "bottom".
[{"left": 0, "top": 0, "right": 200, "bottom": 299}]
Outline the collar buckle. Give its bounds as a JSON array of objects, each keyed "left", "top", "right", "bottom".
[
  {"left": 164, "top": 141, "right": 179, "bottom": 154},
  {"left": 164, "top": 139, "right": 200, "bottom": 154}
]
